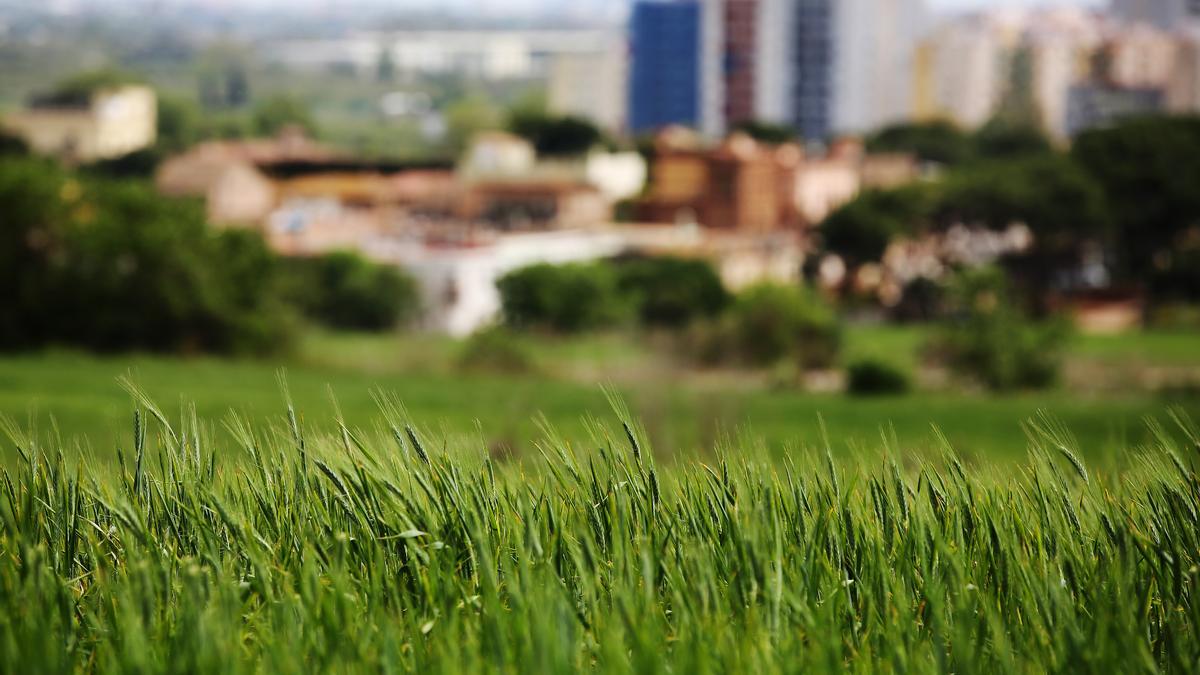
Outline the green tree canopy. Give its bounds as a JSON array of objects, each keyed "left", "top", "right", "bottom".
[
  {"left": 0, "top": 157, "right": 291, "bottom": 353},
  {"left": 279, "top": 251, "right": 419, "bottom": 331},
  {"left": 1071, "top": 115, "right": 1200, "bottom": 279},
  {"left": 252, "top": 95, "right": 319, "bottom": 137},
  {"left": 821, "top": 185, "right": 936, "bottom": 265},
  {"left": 938, "top": 154, "right": 1109, "bottom": 251},
  {"left": 732, "top": 120, "right": 799, "bottom": 146},
  {"left": 508, "top": 112, "right": 605, "bottom": 157},
  {"left": 866, "top": 120, "right": 974, "bottom": 166},
  {"left": 615, "top": 256, "right": 729, "bottom": 328},
  {"left": 497, "top": 263, "right": 626, "bottom": 333}
]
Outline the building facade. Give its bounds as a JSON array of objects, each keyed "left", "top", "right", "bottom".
[
  {"left": 4, "top": 85, "right": 157, "bottom": 162},
  {"left": 1110, "top": 0, "right": 1200, "bottom": 29},
  {"left": 629, "top": 0, "right": 704, "bottom": 133}
]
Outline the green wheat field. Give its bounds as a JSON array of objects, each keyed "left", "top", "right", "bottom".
[{"left": 1, "top": 383, "right": 1198, "bottom": 673}]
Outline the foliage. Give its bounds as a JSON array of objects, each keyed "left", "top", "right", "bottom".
[
  {"left": 32, "top": 69, "right": 144, "bottom": 107},
  {"left": 866, "top": 120, "right": 974, "bottom": 166},
  {"left": 1072, "top": 115, "right": 1200, "bottom": 280},
  {"left": 156, "top": 94, "right": 203, "bottom": 152},
  {"left": 935, "top": 268, "right": 1068, "bottom": 391},
  {"left": 251, "top": 95, "right": 319, "bottom": 137},
  {"left": 727, "top": 283, "right": 841, "bottom": 369},
  {"left": 821, "top": 185, "right": 934, "bottom": 265},
  {"left": 497, "top": 263, "right": 627, "bottom": 333},
  {"left": 81, "top": 148, "right": 166, "bottom": 179},
  {"left": 1, "top": 397, "right": 1199, "bottom": 672},
  {"left": 0, "top": 157, "right": 291, "bottom": 354},
  {"left": 732, "top": 120, "right": 799, "bottom": 145},
  {"left": 443, "top": 94, "right": 501, "bottom": 154},
  {"left": 457, "top": 326, "right": 537, "bottom": 374},
  {"left": 846, "top": 358, "right": 912, "bottom": 396},
  {"left": 0, "top": 130, "right": 29, "bottom": 157},
  {"left": 615, "top": 257, "right": 729, "bottom": 328},
  {"left": 938, "top": 154, "right": 1110, "bottom": 251},
  {"left": 279, "top": 251, "right": 418, "bottom": 332},
  {"left": 973, "top": 120, "right": 1054, "bottom": 161},
  {"left": 508, "top": 111, "right": 604, "bottom": 157}
]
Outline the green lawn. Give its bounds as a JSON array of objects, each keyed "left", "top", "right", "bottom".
[{"left": 1, "top": 327, "right": 1196, "bottom": 466}]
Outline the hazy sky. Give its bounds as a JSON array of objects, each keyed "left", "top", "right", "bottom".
[{"left": 156, "top": 0, "right": 1103, "bottom": 11}]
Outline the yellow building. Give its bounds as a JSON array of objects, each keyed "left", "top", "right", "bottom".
[{"left": 4, "top": 85, "right": 157, "bottom": 162}]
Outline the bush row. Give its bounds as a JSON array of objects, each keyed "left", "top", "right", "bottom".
[
  {"left": 497, "top": 259, "right": 842, "bottom": 371},
  {"left": 0, "top": 157, "right": 417, "bottom": 355}
]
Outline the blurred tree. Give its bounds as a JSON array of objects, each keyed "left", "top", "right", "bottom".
[
  {"left": 156, "top": 95, "right": 201, "bottom": 152},
  {"left": 990, "top": 46, "right": 1044, "bottom": 132},
  {"left": 497, "top": 263, "right": 627, "bottom": 333},
  {"left": 615, "top": 256, "right": 729, "bottom": 327},
  {"left": 0, "top": 157, "right": 71, "bottom": 348},
  {"left": 0, "top": 157, "right": 291, "bottom": 353},
  {"left": 376, "top": 44, "right": 396, "bottom": 83},
  {"left": 935, "top": 266, "right": 1067, "bottom": 391},
  {"left": 225, "top": 65, "right": 250, "bottom": 108},
  {"left": 821, "top": 185, "right": 935, "bottom": 265},
  {"left": 867, "top": 120, "right": 975, "bottom": 166},
  {"left": 251, "top": 95, "right": 318, "bottom": 137},
  {"left": 939, "top": 155, "right": 1109, "bottom": 306},
  {"left": 728, "top": 284, "right": 840, "bottom": 369},
  {"left": 508, "top": 111, "right": 604, "bottom": 157},
  {"left": 279, "top": 251, "right": 418, "bottom": 331},
  {"left": 81, "top": 148, "right": 165, "bottom": 179},
  {"left": 1072, "top": 115, "right": 1200, "bottom": 282},
  {"left": 34, "top": 69, "right": 144, "bottom": 107},
  {"left": 0, "top": 130, "right": 29, "bottom": 157},
  {"left": 973, "top": 120, "right": 1054, "bottom": 161},
  {"left": 938, "top": 155, "right": 1108, "bottom": 249},
  {"left": 732, "top": 120, "right": 799, "bottom": 145},
  {"left": 443, "top": 94, "right": 501, "bottom": 154}
]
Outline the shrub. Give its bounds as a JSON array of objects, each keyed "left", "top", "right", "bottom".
[
  {"left": 457, "top": 326, "right": 537, "bottom": 374},
  {"left": 725, "top": 283, "right": 840, "bottom": 369},
  {"left": 846, "top": 359, "right": 912, "bottom": 396},
  {"left": 508, "top": 112, "right": 604, "bottom": 157},
  {"left": 934, "top": 267, "right": 1067, "bottom": 391},
  {"left": 279, "top": 251, "right": 418, "bottom": 332},
  {"left": 615, "top": 256, "right": 729, "bottom": 328},
  {"left": 497, "top": 263, "right": 627, "bottom": 333}
]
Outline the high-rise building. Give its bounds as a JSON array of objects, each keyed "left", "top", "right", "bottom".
[
  {"left": 722, "top": 0, "right": 760, "bottom": 126},
  {"left": 1110, "top": 0, "right": 1200, "bottom": 29},
  {"left": 548, "top": 36, "right": 628, "bottom": 132},
  {"left": 789, "top": 0, "right": 836, "bottom": 140},
  {"left": 790, "top": 0, "right": 928, "bottom": 138},
  {"left": 628, "top": 0, "right": 927, "bottom": 139},
  {"left": 628, "top": 0, "right": 704, "bottom": 133},
  {"left": 915, "top": 9, "right": 1114, "bottom": 139}
]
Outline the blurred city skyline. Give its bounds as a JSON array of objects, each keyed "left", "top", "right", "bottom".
[{"left": 13, "top": 0, "right": 1107, "bottom": 20}]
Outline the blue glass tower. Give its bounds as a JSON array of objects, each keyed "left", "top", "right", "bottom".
[
  {"left": 628, "top": 0, "right": 702, "bottom": 133},
  {"left": 790, "top": 0, "right": 835, "bottom": 141}
]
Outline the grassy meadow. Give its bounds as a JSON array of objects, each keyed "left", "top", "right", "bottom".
[
  {"left": 1, "top": 390, "right": 1198, "bottom": 672},
  {"left": 2, "top": 326, "right": 1200, "bottom": 671},
  {"left": 0, "top": 327, "right": 1198, "bottom": 466}
]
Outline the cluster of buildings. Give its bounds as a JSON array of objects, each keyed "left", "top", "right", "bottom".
[
  {"left": 7, "top": 0, "right": 1198, "bottom": 336},
  {"left": 263, "top": 28, "right": 629, "bottom": 133},
  {"left": 253, "top": 1, "right": 1200, "bottom": 144},
  {"left": 628, "top": 0, "right": 1200, "bottom": 142},
  {"left": 146, "top": 123, "right": 919, "bottom": 335},
  {"left": 628, "top": 0, "right": 928, "bottom": 139},
  {"left": 2, "top": 84, "right": 157, "bottom": 162},
  {"left": 915, "top": 4, "right": 1200, "bottom": 139}
]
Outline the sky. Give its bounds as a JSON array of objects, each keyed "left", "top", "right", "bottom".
[{"left": 140, "top": 0, "right": 1103, "bottom": 11}]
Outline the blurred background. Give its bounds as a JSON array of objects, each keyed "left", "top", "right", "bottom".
[{"left": 0, "top": 0, "right": 1198, "bottom": 462}]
